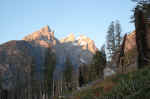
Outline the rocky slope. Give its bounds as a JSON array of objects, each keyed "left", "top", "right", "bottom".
[
  {"left": 23, "top": 25, "right": 97, "bottom": 79},
  {"left": 59, "top": 33, "right": 97, "bottom": 65},
  {"left": 0, "top": 40, "right": 37, "bottom": 90},
  {"left": 124, "top": 31, "right": 137, "bottom": 52},
  {"left": 0, "top": 25, "right": 98, "bottom": 91},
  {"left": 112, "top": 31, "right": 138, "bottom": 73},
  {"left": 23, "top": 26, "right": 97, "bottom": 71},
  {"left": 23, "top": 25, "right": 56, "bottom": 45}
]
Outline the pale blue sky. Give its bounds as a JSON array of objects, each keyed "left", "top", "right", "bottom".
[{"left": 0, "top": 0, "right": 135, "bottom": 48}]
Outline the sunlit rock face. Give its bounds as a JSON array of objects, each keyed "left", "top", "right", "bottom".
[
  {"left": 59, "top": 34, "right": 98, "bottom": 66},
  {"left": 54, "top": 33, "right": 98, "bottom": 79},
  {"left": 124, "top": 31, "right": 137, "bottom": 52},
  {"left": 60, "top": 33, "right": 75, "bottom": 43},
  {"left": 77, "top": 35, "right": 97, "bottom": 54},
  {"left": 23, "top": 26, "right": 59, "bottom": 69},
  {"left": 23, "top": 25, "right": 98, "bottom": 68},
  {"left": 112, "top": 31, "right": 138, "bottom": 73},
  {"left": 0, "top": 25, "right": 98, "bottom": 86},
  {"left": 23, "top": 25, "right": 55, "bottom": 44},
  {"left": 22, "top": 26, "right": 98, "bottom": 79}
]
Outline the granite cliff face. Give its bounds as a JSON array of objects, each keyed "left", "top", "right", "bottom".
[
  {"left": 59, "top": 33, "right": 97, "bottom": 64},
  {"left": 23, "top": 26, "right": 58, "bottom": 70},
  {"left": 23, "top": 25, "right": 55, "bottom": 45},
  {"left": 0, "top": 40, "right": 37, "bottom": 90},
  {"left": 114, "top": 31, "right": 138, "bottom": 73},
  {"left": 0, "top": 25, "right": 98, "bottom": 90},
  {"left": 23, "top": 26, "right": 97, "bottom": 70},
  {"left": 124, "top": 31, "right": 137, "bottom": 52},
  {"left": 22, "top": 26, "right": 97, "bottom": 79},
  {"left": 60, "top": 34, "right": 97, "bottom": 53}
]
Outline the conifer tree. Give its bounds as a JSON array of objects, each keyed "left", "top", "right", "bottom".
[
  {"left": 44, "top": 48, "right": 56, "bottom": 98},
  {"left": 63, "top": 57, "right": 74, "bottom": 91},
  {"left": 101, "top": 44, "right": 106, "bottom": 58},
  {"left": 90, "top": 50, "right": 106, "bottom": 81},
  {"left": 115, "top": 20, "right": 122, "bottom": 51},
  {"left": 106, "top": 21, "right": 115, "bottom": 60}
]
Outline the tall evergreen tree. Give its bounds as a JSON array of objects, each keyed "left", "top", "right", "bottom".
[
  {"left": 101, "top": 44, "right": 106, "bottom": 58},
  {"left": 90, "top": 50, "right": 106, "bottom": 81},
  {"left": 79, "top": 65, "right": 84, "bottom": 87},
  {"left": 44, "top": 48, "right": 56, "bottom": 98},
  {"left": 63, "top": 57, "right": 74, "bottom": 91},
  {"left": 78, "top": 63, "right": 90, "bottom": 86},
  {"left": 115, "top": 20, "right": 122, "bottom": 50},
  {"left": 106, "top": 21, "right": 115, "bottom": 60},
  {"left": 30, "top": 59, "right": 39, "bottom": 99}
]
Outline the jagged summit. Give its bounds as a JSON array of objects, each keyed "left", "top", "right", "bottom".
[
  {"left": 77, "top": 35, "right": 89, "bottom": 40},
  {"left": 22, "top": 25, "right": 98, "bottom": 54},
  {"left": 60, "top": 33, "right": 97, "bottom": 54},
  {"left": 0, "top": 25, "right": 99, "bottom": 91},
  {"left": 40, "top": 25, "right": 51, "bottom": 33},
  {"left": 23, "top": 25, "right": 54, "bottom": 42},
  {"left": 60, "top": 33, "right": 75, "bottom": 43}
]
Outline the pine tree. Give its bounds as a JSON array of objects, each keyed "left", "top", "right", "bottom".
[
  {"left": 44, "top": 48, "right": 56, "bottom": 98},
  {"left": 78, "top": 63, "right": 90, "bottom": 86},
  {"left": 30, "top": 59, "right": 38, "bottom": 98},
  {"left": 115, "top": 20, "right": 122, "bottom": 51},
  {"left": 106, "top": 21, "right": 115, "bottom": 60},
  {"left": 79, "top": 65, "right": 84, "bottom": 87},
  {"left": 90, "top": 50, "right": 106, "bottom": 81},
  {"left": 101, "top": 44, "right": 106, "bottom": 58},
  {"left": 63, "top": 57, "right": 74, "bottom": 91}
]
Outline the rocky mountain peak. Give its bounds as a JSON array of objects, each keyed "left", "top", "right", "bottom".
[
  {"left": 77, "top": 35, "right": 97, "bottom": 53},
  {"left": 40, "top": 25, "right": 51, "bottom": 33},
  {"left": 23, "top": 25, "right": 54, "bottom": 43},
  {"left": 60, "top": 33, "right": 75, "bottom": 43}
]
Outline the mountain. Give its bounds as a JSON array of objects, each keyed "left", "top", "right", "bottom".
[
  {"left": 0, "top": 25, "right": 98, "bottom": 96},
  {"left": 0, "top": 40, "right": 37, "bottom": 90},
  {"left": 23, "top": 26, "right": 59, "bottom": 72},
  {"left": 21, "top": 25, "right": 98, "bottom": 79},
  {"left": 23, "top": 26, "right": 97, "bottom": 67},
  {"left": 23, "top": 25, "right": 56, "bottom": 45},
  {"left": 59, "top": 33, "right": 97, "bottom": 65},
  {"left": 111, "top": 31, "right": 138, "bottom": 73},
  {"left": 124, "top": 31, "right": 136, "bottom": 52}
]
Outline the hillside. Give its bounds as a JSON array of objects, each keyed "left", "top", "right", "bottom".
[
  {"left": 0, "top": 25, "right": 99, "bottom": 98},
  {"left": 71, "top": 66, "right": 150, "bottom": 99}
]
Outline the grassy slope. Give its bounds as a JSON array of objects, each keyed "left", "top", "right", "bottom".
[{"left": 71, "top": 67, "right": 150, "bottom": 99}]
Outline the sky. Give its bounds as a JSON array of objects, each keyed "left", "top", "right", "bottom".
[{"left": 0, "top": 0, "right": 136, "bottom": 48}]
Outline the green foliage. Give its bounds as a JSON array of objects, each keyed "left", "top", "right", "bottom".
[
  {"left": 30, "top": 59, "right": 40, "bottom": 97},
  {"left": 79, "top": 64, "right": 91, "bottom": 86},
  {"left": 106, "top": 20, "right": 122, "bottom": 60},
  {"left": 0, "top": 75, "right": 2, "bottom": 90},
  {"left": 73, "top": 66, "right": 150, "bottom": 99},
  {"left": 89, "top": 50, "right": 106, "bottom": 81},
  {"left": 124, "top": 48, "right": 137, "bottom": 66},
  {"left": 63, "top": 57, "right": 74, "bottom": 91},
  {"left": 115, "top": 20, "right": 122, "bottom": 50},
  {"left": 106, "top": 21, "right": 115, "bottom": 60},
  {"left": 44, "top": 48, "right": 56, "bottom": 97},
  {"left": 101, "top": 67, "right": 150, "bottom": 99}
]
